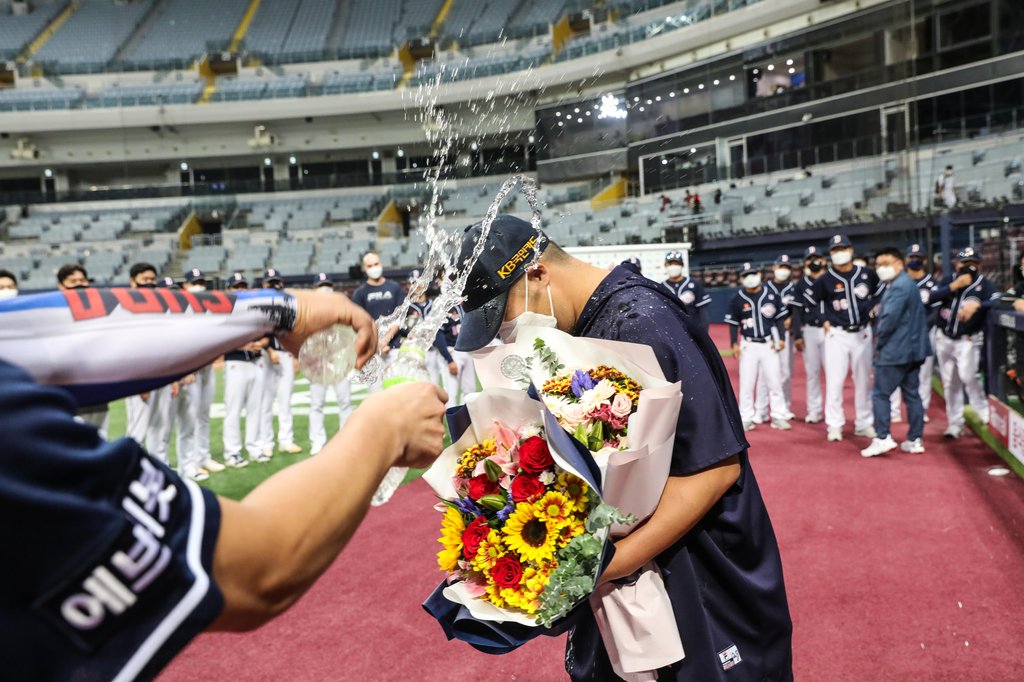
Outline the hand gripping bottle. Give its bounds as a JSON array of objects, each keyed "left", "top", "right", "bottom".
[{"left": 371, "top": 345, "right": 431, "bottom": 505}]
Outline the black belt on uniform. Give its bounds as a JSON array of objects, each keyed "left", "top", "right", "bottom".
[
  {"left": 743, "top": 336, "right": 769, "bottom": 343},
  {"left": 840, "top": 324, "right": 866, "bottom": 333}
]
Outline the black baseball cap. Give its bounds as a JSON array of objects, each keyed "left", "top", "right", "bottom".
[
  {"left": 227, "top": 272, "right": 248, "bottom": 288},
  {"left": 956, "top": 246, "right": 980, "bottom": 263},
  {"left": 828, "top": 234, "right": 853, "bottom": 250},
  {"left": 739, "top": 262, "right": 758, "bottom": 276},
  {"left": 804, "top": 245, "right": 822, "bottom": 260},
  {"left": 454, "top": 214, "right": 548, "bottom": 352},
  {"left": 185, "top": 267, "right": 206, "bottom": 284},
  {"left": 263, "top": 268, "right": 283, "bottom": 284},
  {"left": 313, "top": 272, "right": 333, "bottom": 288}
]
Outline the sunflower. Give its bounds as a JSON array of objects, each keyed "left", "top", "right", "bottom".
[
  {"left": 502, "top": 502, "right": 560, "bottom": 564},
  {"left": 455, "top": 439, "right": 497, "bottom": 479},
  {"left": 557, "top": 520, "right": 586, "bottom": 548},
  {"left": 537, "top": 491, "right": 574, "bottom": 528},
  {"left": 470, "top": 529, "right": 507, "bottom": 572},
  {"left": 437, "top": 507, "right": 466, "bottom": 572},
  {"left": 556, "top": 472, "right": 591, "bottom": 513}
]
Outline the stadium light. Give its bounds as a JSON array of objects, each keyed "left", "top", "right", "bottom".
[
  {"left": 180, "top": 162, "right": 189, "bottom": 171},
  {"left": 470, "top": 142, "right": 478, "bottom": 151},
  {"left": 289, "top": 156, "right": 297, "bottom": 165},
  {"left": 767, "top": 64, "right": 775, "bottom": 71},
  {"left": 597, "top": 94, "right": 626, "bottom": 119},
  {"left": 787, "top": 59, "right": 794, "bottom": 66},
  {"left": 397, "top": 148, "right": 405, "bottom": 157},
  {"left": 669, "top": 91, "right": 676, "bottom": 97},
  {"left": 729, "top": 74, "right": 736, "bottom": 81},
  {"left": 683, "top": 87, "right": 689, "bottom": 93},
  {"left": 638, "top": 107, "right": 645, "bottom": 112},
  {"left": 263, "top": 157, "right": 272, "bottom": 166},
  {"left": 371, "top": 150, "right": 380, "bottom": 160},
  {"left": 43, "top": 168, "right": 53, "bottom": 178},
  {"left": 528, "top": 134, "right": 535, "bottom": 143},
  {"left": 698, "top": 83, "right": 704, "bottom": 89}
]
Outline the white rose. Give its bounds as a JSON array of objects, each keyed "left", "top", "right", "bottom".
[{"left": 610, "top": 391, "right": 633, "bottom": 420}]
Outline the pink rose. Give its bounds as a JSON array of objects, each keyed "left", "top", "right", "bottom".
[{"left": 611, "top": 392, "right": 634, "bottom": 420}]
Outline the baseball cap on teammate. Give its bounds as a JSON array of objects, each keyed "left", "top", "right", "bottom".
[
  {"left": 956, "top": 246, "right": 980, "bottom": 263},
  {"left": 158, "top": 276, "right": 177, "bottom": 288},
  {"left": 739, "top": 262, "right": 758, "bottom": 275},
  {"left": 185, "top": 267, "right": 206, "bottom": 284},
  {"left": 313, "top": 272, "right": 333, "bottom": 288},
  {"left": 803, "top": 245, "right": 821, "bottom": 260},
  {"left": 264, "top": 268, "right": 283, "bottom": 283},
  {"left": 665, "top": 250, "right": 684, "bottom": 263},
  {"left": 454, "top": 214, "right": 548, "bottom": 352},
  {"left": 227, "top": 272, "right": 248, "bottom": 288},
  {"left": 774, "top": 254, "right": 792, "bottom": 266},
  {"left": 905, "top": 243, "right": 926, "bottom": 259},
  {"left": 828, "top": 234, "right": 853, "bottom": 251}
]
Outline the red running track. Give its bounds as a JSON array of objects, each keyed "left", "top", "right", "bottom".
[{"left": 162, "top": 325, "right": 1024, "bottom": 681}]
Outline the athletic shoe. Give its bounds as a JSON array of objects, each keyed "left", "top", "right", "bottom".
[
  {"left": 827, "top": 428, "right": 843, "bottom": 442},
  {"left": 770, "top": 418, "right": 792, "bottom": 430},
  {"left": 861, "top": 436, "right": 897, "bottom": 458},
  {"left": 186, "top": 468, "right": 210, "bottom": 482},
  {"left": 781, "top": 410, "right": 796, "bottom": 421},
  {"left": 804, "top": 414, "right": 822, "bottom": 424},
  {"left": 854, "top": 426, "right": 877, "bottom": 439},
  {"left": 900, "top": 438, "right": 925, "bottom": 454},
  {"left": 752, "top": 415, "right": 767, "bottom": 425},
  {"left": 923, "top": 415, "right": 930, "bottom": 423},
  {"left": 202, "top": 458, "right": 225, "bottom": 473},
  {"left": 943, "top": 427, "right": 962, "bottom": 439},
  {"left": 742, "top": 422, "right": 755, "bottom": 432},
  {"left": 310, "top": 443, "right": 324, "bottom": 456},
  {"left": 280, "top": 443, "right": 303, "bottom": 454},
  {"left": 251, "top": 453, "right": 272, "bottom": 464},
  {"left": 225, "top": 454, "right": 249, "bottom": 469},
  {"left": 262, "top": 447, "right": 274, "bottom": 459}
]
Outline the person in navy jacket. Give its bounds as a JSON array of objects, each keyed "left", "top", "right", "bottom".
[{"left": 861, "top": 248, "right": 932, "bottom": 457}]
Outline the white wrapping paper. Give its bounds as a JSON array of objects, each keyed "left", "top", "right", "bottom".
[{"left": 472, "top": 327, "right": 686, "bottom": 675}]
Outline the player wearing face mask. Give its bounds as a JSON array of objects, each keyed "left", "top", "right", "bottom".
[
  {"left": 927, "top": 247, "right": 999, "bottom": 438},
  {"left": 808, "top": 234, "right": 884, "bottom": 442},
  {"left": 791, "top": 247, "right": 827, "bottom": 423},
  {"left": 660, "top": 251, "right": 711, "bottom": 332},
  {"left": 725, "top": 263, "right": 791, "bottom": 432},
  {"left": 352, "top": 252, "right": 405, "bottom": 389},
  {"left": 180, "top": 269, "right": 222, "bottom": 475},
  {"left": 755, "top": 255, "right": 797, "bottom": 422},
  {"left": 257, "top": 269, "right": 304, "bottom": 457},
  {"left": 0, "top": 268, "right": 19, "bottom": 300}
]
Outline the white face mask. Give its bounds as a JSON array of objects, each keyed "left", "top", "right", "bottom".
[
  {"left": 0, "top": 288, "right": 17, "bottom": 300},
  {"left": 830, "top": 249, "right": 853, "bottom": 266},
  {"left": 498, "top": 276, "right": 557, "bottom": 344},
  {"left": 741, "top": 274, "right": 761, "bottom": 289},
  {"left": 185, "top": 283, "right": 206, "bottom": 293},
  {"left": 665, "top": 264, "right": 684, "bottom": 278},
  {"left": 877, "top": 265, "right": 898, "bottom": 282},
  {"left": 366, "top": 266, "right": 384, "bottom": 280},
  {"left": 773, "top": 268, "right": 791, "bottom": 282}
]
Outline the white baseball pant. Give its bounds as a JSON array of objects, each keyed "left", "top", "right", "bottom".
[
  {"left": 126, "top": 394, "right": 153, "bottom": 449},
  {"left": 223, "top": 359, "right": 264, "bottom": 459},
  {"left": 309, "top": 379, "right": 354, "bottom": 453},
  {"left": 738, "top": 339, "right": 787, "bottom": 424},
  {"left": 756, "top": 330, "right": 793, "bottom": 415},
  {"left": 802, "top": 326, "right": 826, "bottom": 419},
  {"left": 192, "top": 364, "right": 215, "bottom": 461},
  {"left": 268, "top": 350, "right": 296, "bottom": 447},
  {"left": 934, "top": 332, "right": 990, "bottom": 432},
  {"left": 145, "top": 384, "right": 174, "bottom": 464},
  {"left": 824, "top": 326, "right": 874, "bottom": 431},
  {"left": 175, "top": 381, "right": 201, "bottom": 475},
  {"left": 443, "top": 348, "right": 478, "bottom": 409}
]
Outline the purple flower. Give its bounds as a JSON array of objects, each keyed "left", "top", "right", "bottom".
[
  {"left": 454, "top": 496, "right": 481, "bottom": 517},
  {"left": 496, "top": 503, "right": 514, "bottom": 521},
  {"left": 570, "top": 370, "right": 596, "bottom": 398}
]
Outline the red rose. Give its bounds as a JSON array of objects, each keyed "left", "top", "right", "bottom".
[
  {"left": 462, "top": 517, "right": 490, "bottom": 559},
  {"left": 466, "top": 474, "right": 498, "bottom": 500},
  {"left": 511, "top": 474, "right": 546, "bottom": 502},
  {"left": 490, "top": 555, "right": 524, "bottom": 589},
  {"left": 518, "top": 436, "right": 554, "bottom": 474}
]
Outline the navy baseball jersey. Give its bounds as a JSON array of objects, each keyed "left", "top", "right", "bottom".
[
  {"left": 724, "top": 286, "right": 788, "bottom": 346},
  {"left": 440, "top": 305, "right": 464, "bottom": 348},
  {"left": 565, "top": 266, "right": 792, "bottom": 682},
  {"left": 0, "top": 288, "right": 301, "bottom": 680},
  {"left": 791, "top": 276, "right": 825, "bottom": 339},
  {"left": 661, "top": 277, "right": 710, "bottom": 318},
  {"left": 929, "top": 273, "right": 1000, "bottom": 337},
  {"left": 909, "top": 273, "right": 942, "bottom": 328},
  {"left": 809, "top": 265, "right": 882, "bottom": 329}
]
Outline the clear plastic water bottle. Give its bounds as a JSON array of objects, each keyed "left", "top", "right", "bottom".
[
  {"left": 371, "top": 345, "right": 430, "bottom": 506},
  {"left": 297, "top": 325, "right": 357, "bottom": 385}
]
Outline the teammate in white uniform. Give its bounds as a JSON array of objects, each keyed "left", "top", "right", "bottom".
[
  {"left": 756, "top": 255, "right": 797, "bottom": 421},
  {"left": 928, "top": 247, "right": 999, "bottom": 438},
  {"left": 440, "top": 304, "right": 476, "bottom": 409},
  {"left": 792, "top": 246, "right": 827, "bottom": 423},
  {"left": 725, "top": 263, "right": 792, "bottom": 432},
  {"left": 308, "top": 273, "right": 355, "bottom": 454},
  {"left": 124, "top": 263, "right": 164, "bottom": 458},
  {"left": 181, "top": 268, "right": 222, "bottom": 474},
  {"left": 808, "top": 234, "right": 883, "bottom": 442},
  {"left": 58, "top": 264, "right": 110, "bottom": 438},
  {"left": 222, "top": 273, "right": 268, "bottom": 467},
  {"left": 257, "top": 269, "right": 302, "bottom": 456}
]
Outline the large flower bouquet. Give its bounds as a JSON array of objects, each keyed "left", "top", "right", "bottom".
[
  {"left": 470, "top": 327, "right": 687, "bottom": 679},
  {"left": 423, "top": 388, "right": 629, "bottom": 652}
]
